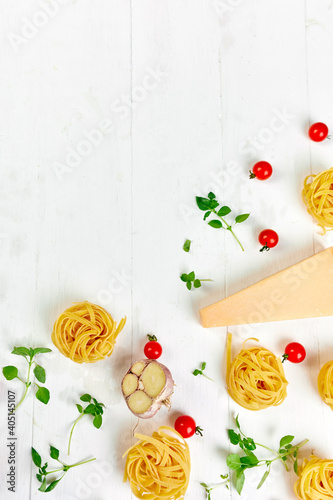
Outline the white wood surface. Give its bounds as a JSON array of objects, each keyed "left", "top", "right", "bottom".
[{"left": 1, "top": 1, "right": 333, "bottom": 499}]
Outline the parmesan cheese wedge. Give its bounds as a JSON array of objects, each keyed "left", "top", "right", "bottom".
[{"left": 200, "top": 247, "right": 333, "bottom": 327}]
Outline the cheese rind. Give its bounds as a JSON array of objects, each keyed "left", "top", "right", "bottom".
[{"left": 200, "top": 247, "right": 333, "bottom": 327}]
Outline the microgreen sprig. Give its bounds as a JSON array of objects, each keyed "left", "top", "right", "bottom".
[
  {"left": 183, "top": 239, "right": 191, "bottom": 252},
  {"left": 180, "top": 271, "right": 212, "bottom": 291},
  {"left": 200, "top": 474, "right": 230, "bottom": 500},
  {"left": 192, "top": 362, "right": 213, "bottom": 381},
  {"left": 2, "top": 347, "right": 51, "bottom": 412},
  {"left": 32, "top": 446, "right": 96, "bottom": 493},
  {"left": 196, "top": 192, "right": 250, "bottom": 251},
  {"left": 226, "top": 416, "right": 308, "bottom": 495},
  {"left": 68, "top": 394, "right": 105, "bottom": 455}
]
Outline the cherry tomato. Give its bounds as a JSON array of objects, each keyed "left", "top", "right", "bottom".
[
  {"left": 144, "top": 335, "right": 162, "bottom": 359},
  {"left": 258, "top": 229, "right": 279, "bottom": 252},
  {"left": 174, "top": 415, "right": 202, "bottom": 438},
  {"left": 308, "top": 122, "right": 329, "bottom": 142},
  {"left": 249, "top": 161, "right": 273, "bottom": 181},
  {"left": 282, "top": 342, "right": 306, "bottom": 363}
]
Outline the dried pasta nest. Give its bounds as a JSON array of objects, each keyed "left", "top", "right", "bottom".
[
  {"left": 294, "top": 456, "right": 333, "bottom": 500},
  {"left": 226, "top": 334, "right": 288, "bottom": 411},
  {"left": 318, "top": 360, "right": 333, "bottom": 410},
  {"left": 52, "top": 301, "right": 126, "bottom": 363},
  {"left": 302, "top": 168, "right": 333, "bottom": 234},
  {"left": 123, "top": 426, "right": 190, "bottom": 500}
]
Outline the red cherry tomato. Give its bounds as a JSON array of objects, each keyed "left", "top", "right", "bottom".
[
  {"left": 144, "top": 335, "right": 162, "bottom": 359},
  {"left": 308, "top": 122, "right": 329, "bottom": 142},
  {"left": 258, "top": 229, "right": 279, "bottom": 252},
  {"left": 174, "top": 415, "right": 198, "bottom": 438},
  {"left": 249, "top": 161, "right": 273, "bottom": 180},
  {"left": 282, "top": 342, "right": 306, "bottom": 363}
]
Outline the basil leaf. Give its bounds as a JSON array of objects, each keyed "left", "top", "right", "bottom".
[
  {"left": 31, "top": 448, "right": 42, "bottom": 468},
  {"left": 34, "top": 365, "right": 46, "bottom": 384},
  {"left": 226, "top": 454, "right": 241, "bottom": 471},
  {"left": 235, "top": 213, "right": 250, "bottom": 224},
  {"left": 208, "top": 220, "right": 223, "bottom": 229},
  {"left": 35, "top": 387, "right": 50, "bottom": 405},
  {"left": 80, "top": 394, "right": 92, "bottom": 403},
  {"left": 183, "top": 239, "right": 191, "bottom": 252},
  {"left": 217, "top": 206, "right": 231, "bottom": 216},
  {"left": 49, "top": 446, "right": 59, "bottom": 460},
  {"left": 3, "top": 366, "right": 18, "bottom": 380},
  {"left": 93, "top": 414, "right": 103, "bottom": 429},
  {"left": 228, "top": 429, "right": 240, "bottom": 445},
  {"left": 196, "top": 197, "right": 211, "bottom": 211},
  {"left": 12, "top": 347, "right": 30, "bottom": 358},
  {"left": 279, "top": 435, "right": 294, "bottom": 448}
]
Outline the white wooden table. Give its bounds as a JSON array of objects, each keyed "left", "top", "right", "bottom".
[{"left": 1, "top": 1, "right": 333, "bottom": 499}]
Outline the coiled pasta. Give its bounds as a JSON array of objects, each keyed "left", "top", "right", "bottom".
[
  {"left": 302, "top": 168, "right": 333, "bottom": 234},
  {"left": 318, "top": 360, "right": 333, "bottom": 411},
  {"left": 294, "top": 456, "right": 333, "bottom": 500},
  {"left": 226, "top": 334, "right": 288, "bottom": 410},
  {"left": 123, "top": 426, "right": 191, "bottom": 499},
  {"left": 52, "top": 301, "right": 126, "bottom": 363}
]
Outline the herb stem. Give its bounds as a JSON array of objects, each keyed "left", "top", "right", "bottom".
[
  {"left": 202, "top": 373, "right": 214, "bottom": 382},
  {"left": 69, "top": 457, "right": 96, "bottom": 469},
  {"left": 14, "top": 357, "right": 33, "bottom": 412},
  {"left": 68, "top": 414, "right": 85, "bottom": 455},
  {"left": 212, "top": 211, "right": 244, "bottom": 251}
]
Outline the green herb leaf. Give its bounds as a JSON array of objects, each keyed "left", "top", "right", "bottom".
[
  {"left": 226, "top": 454, "right": 241, "bottom": 471},
  {"left": 180, "top": 273, "right": 188, "bottom": 282},
  {"left": 201, "top": 362, "right": 207, "bottom": 370},
  {"left": 193, "top": 279, "right": 201, "bottom": 288},
  {"left": 235, "top": 213, "right": 250, "bottom": 224},
  {"left": 45, "top": 478, "right": 63, "bottom": 492},
  {"left": 208, "top": 192, "right": 216, "bottom": 200},
  {"left": 80, "top": 394, "right": 92, "bottom": 403},
  {"left": 183, "top": 239, "right": 191, "bottom": 252},
  {"left": 186, "top": 281, "right": 192, "bottom": 290},
  {"left": 236, "top": 470, "right": 245, "bottom": 495},
  {"left": 50, "top": 446, "right": 59, "bottom": 460},
  {"left": 193, "top": 369, "right": 201, "bottom": 376},
  {"left": 228, "top": 429, "right": 240, "bottom": 445},
  {"left": 196, "top": 197, "right": 211, "bottom": 211},
  {"left": 35, "top": 387, "right": 50, "bottom": 405},
  {"left": 208, "top": 220, "right": 223, "bottom": 229},
  {"left": 83, "top": 404, "right": 96, "bottom": 415},
  {"left": 240, "top": 454, "right": 259, "bottom": 467},
  {"left": 203, "top": 211, "right": 211, "bottom": 220},
  {"left": 279, "top": 435, "right": 294, "bottom": 448},
  {"left": 93, "top": 414, "right": 103, "bottom": 429},
  {"left": 294, "top": 459, "right": 298, "bottom": 475},
  {"left": 235, "top": 415, "right": 241, "bottom": 429},
  {"left": 76, "top": 404, "right": 83, "bottom": 413},
  {"left": 188, "top": 271, "right": 195, "bottom": 281},
  {"left": 34, "top": 365, "right": 46, "bottom": 384},
  {"left": 12, "top": 347, "right": 30, "bottom": 358},
  {"left": 36, "top": 474, "right": 43, "bottom": 483},
  {"left": 221, "top": 473, "right": 228, "bottom": 480},
  {"left": 257, "top": 469, "right": 270, "bottom": 489},
  {"left": 218, "top": 206, "right": 231, "bottom": 216},
  {"left": 3, "top": 365, "right": 18, "bottom": 380},
  {"left": 200, "top": 482, "right": 209, "bottom": 488},
  {"left": 32, "top": 448, "right": 42, "bottom": 468},
  {"left": 243, "top": 437, "right": 256, "bottom": 451},
  {"left": 33, "top": 348, "right": 52, "bottom": 356}
]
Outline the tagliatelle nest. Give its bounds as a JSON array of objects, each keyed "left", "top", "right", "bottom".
[
  {"left": 51, "top": 301, "right": 126, "bottom": 363},
  {"left": 123, "top": 426, "right": 191, "bottom": 500},
  {"left": 294, "top": 456, "right": 333, "bottom": 500},
  {"left": 318, "top": 360, "right": 333, "bottom": 411},
  {"left": 302, "top": 168, "right": 333, "bottom": 234},
  {"left": 226, "top": 334, "right": 288, "bottom": 410}
]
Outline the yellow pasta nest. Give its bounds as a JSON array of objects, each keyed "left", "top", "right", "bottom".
[
  {"left": 318, "top": 360, "right": 333, "bottom": 410},
  {"left": 52, "top": 301, "right": 126, "bottom": 363},
  {"left": 294, "top": 456, "right": 333, "bottom": 500},
  {"left": 302, "top": 168, "right": 333, "bottom": 234},
  {"left": 226, "top": 334, "right": 288, "bottom": 411},
  {"left": 123, "top": 426, "right": 191, "bottom": 499}
]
